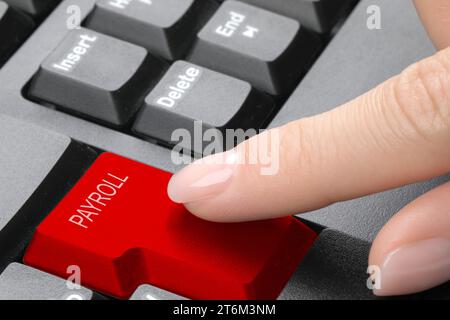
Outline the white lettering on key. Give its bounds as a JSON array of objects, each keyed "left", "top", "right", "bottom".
[
  {"left": 108, "top": 0, "right": 152, "bottom": 10},
  {"left": 156, "top": 67, "right": 201, "bottom": 108},
  {"left": 68, "top": 173, "right": 129, "bottom": 229},
  {"left": 215, "top": 11, "right": 246, "bottom": 37},
  {"left": 242, "top": 25, "right": 259, "bottom": 38},
  {"left": 52, "top": 34, "right": 97, "bottom": 72}
]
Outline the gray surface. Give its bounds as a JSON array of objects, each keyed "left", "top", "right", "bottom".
[
  {"left": 87, "top": 0, "right": 195, "bottom": 59},
  {"left": 189, "top": 0, "right": 301, "bottom": 94},
  {"left": 0, "top": 114, "right": 70, "bottom": 231},
  {"left": 270, "top": 0, "right": 449, "bottom": 242},
  {"left": 0, "top": 263, "right": 93, "bottom": 300},
  {"left": 279, "top": 228, "right": 450, "bottom": 299},
  {"left": 278, "top": 229, "right": 375, "bottom": 300},
  {"left": 130, "top": 284, "right": 188, "bottom": 300}
]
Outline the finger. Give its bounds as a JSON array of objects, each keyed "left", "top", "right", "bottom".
[
  {"left": 369, "top": 180, "right": 450, "bottom": 296},
  {"left": 168, "top": 47, "right": 450, "bottom": 223},
  {"left": 414, "top": 0, "right": 450, "bottom": 49}
]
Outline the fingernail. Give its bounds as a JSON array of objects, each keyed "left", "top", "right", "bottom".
[
  {"left": 167, "top": 150, "right": 239, "bottom": 204},
  {"left": 374, "top": 238, "right": 450, "bottom": 296}
]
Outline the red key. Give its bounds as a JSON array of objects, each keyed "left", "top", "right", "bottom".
[{"left": 24, "top": 153, "right": 316, "bottom": 299}]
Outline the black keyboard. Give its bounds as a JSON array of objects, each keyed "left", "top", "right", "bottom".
[
  {"left": 0, "top": 0, "right": 363, "bottom": 300},
  {"left": 2, "top": 0, "right": 356, "bottom": 156},
  {"left": 1, "top": 0, "right": 449, "bottom": 301}
]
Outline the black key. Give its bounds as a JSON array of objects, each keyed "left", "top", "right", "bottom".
[
  {"left": 188, "top": 0, "right": 319, "bottom": 95},
  {"left": 133, "top": 61, "right": 275, "bottom": 154},
  {"left": 0, "top": 1, "right": 34, "bottom": 66},
  {"left": 86, "top": 0, "right": 216, "bottom": 60},
  {"left": 3, "top": 0, "right": 60, "bottom": 17},
  {"left": 239, "top": 0, "right": 353, "bottom": 34},
  {"left": 28, "top": 28, "right": 167, "bottom": 126}
]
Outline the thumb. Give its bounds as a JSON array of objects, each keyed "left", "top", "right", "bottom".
[
  {"left": 369, "top": 180, "right": 450, "bottom": 296},
  {"left": 168, "top": 47, "right": 450, "bottom": 223}
]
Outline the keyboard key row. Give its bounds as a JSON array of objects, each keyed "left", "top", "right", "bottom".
[
  {"left": 83, "top": 0, "right": 320, "bottom": 95},
  {"left": 27, "top": 1, "right": 321, "bottom": 152},
  {"left": 28, "top": 27, "right": 275, "bottom": 139},
  {"left": 1, "top": 0, "right": 353, "bottom": 69}
]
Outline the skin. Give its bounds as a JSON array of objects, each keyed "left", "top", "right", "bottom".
[{"left": 168, "top": 1, "right": 450, "bottom": 296}]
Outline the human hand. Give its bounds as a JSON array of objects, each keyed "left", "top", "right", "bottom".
[{"left": 167, "top": 0, "right": 450, "bottom": 296}]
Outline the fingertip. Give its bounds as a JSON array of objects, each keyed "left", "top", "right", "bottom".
[{"left": 166, "top": 150, "right": 238, "bottom": 204}]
